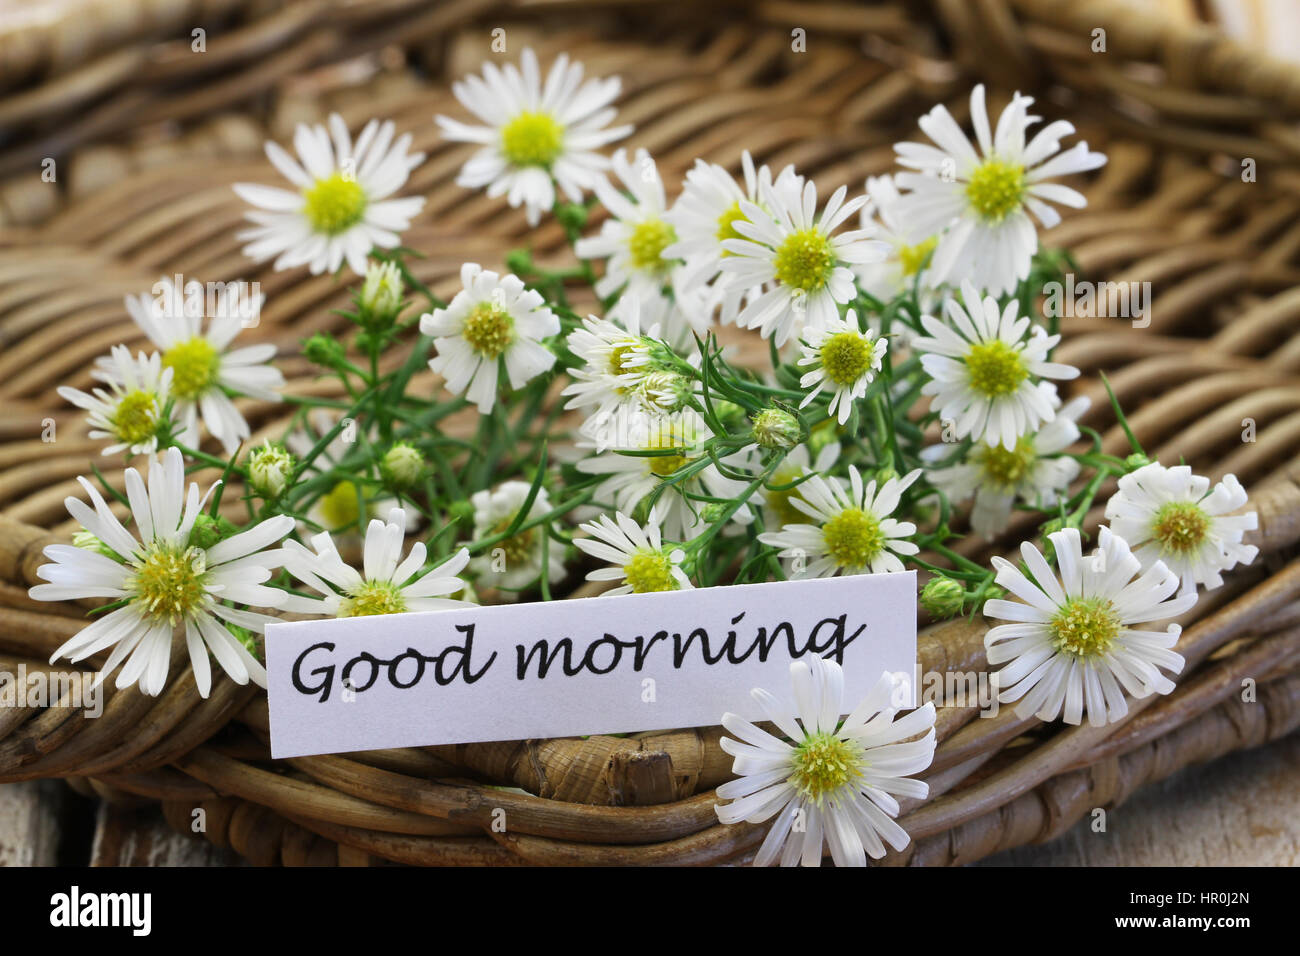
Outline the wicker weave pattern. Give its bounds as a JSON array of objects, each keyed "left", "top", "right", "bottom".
[{"left": 0, "top": 0, "right": 1298, "bottom": 865}]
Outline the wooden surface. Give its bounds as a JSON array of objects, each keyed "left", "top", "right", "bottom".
[
  {"left": 2, "top": 729, "right": 1296, "bottom": 865},
  {"left": 980, "top": 730, "right": 1300, "bottom": 866}
]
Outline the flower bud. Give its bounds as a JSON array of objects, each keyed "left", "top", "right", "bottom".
[
  {"left": 751, "top": 406, "right": 802, "bottom": 450},
  {"left": 247, "top": 441, "right": 295, "bottom": 500},
  {"left": 73, "top": 531, "right": 122, "bottom": 562},
  {"left": 640, "top": 371, "right": 691, "bottom": 413},
  {"left": 190, "top": 513, "right": 238, "bottom": 550},
  {"left": 303, "top": 332, "right": 346, "bottom": 370},
  {"left": 920, "top": 576, "right": 965, "bottom": 619},
  {"left": 504, "top": 248, "right": 534, "bottom": 275},
  {"left": 359, "top": 261, "right": 403, "bottom": 326},
  {"left": 1124, "top": 452, "right": 1152, "bottom": 471},
  {"left": 380, "top": 442, "right": 425, "bottom": 490}
]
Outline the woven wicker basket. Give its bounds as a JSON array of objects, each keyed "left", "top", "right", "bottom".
[{"left": 1, "top": 0, "right": 1299, "bottom": 866}]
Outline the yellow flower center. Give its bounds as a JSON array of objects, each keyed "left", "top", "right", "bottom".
[
  {"left": 765, "top": 465, "right": 809, "bottom": 526},
  {"left": 822, "top": 507, "right": 886, "bottom": 568},
  {"left": 623, "top": 549, "right": 680, "bottom": 593},
  {"left": 790, "top": 729, "right": 864, "bottom": 805},
  {"left": 318, "top": 480, "right": 361, "bottom": 531},
  {"left": 898, "top": 236, "right": 938, "bottom": 277},
  {"left": 1050, "top": 597, "right": 1120, "bottom": 657},
  {"left": 339, "top": 580, "right": 407, "bottom": 618},
  {"left": 462, "top": 302, "right": 516, "bottom": 359},
  {"left": 132, "top": 544, "right": 207, "bottom": 625},
  {"left": 491, "top": 520, "right": 537, "bottom": 565},
  {"left": 627, "top": 219, "right": 677, "bottom": 272},
  {"left": 977, "top": 436, "right": 1037, "bottom": 488},
  {"left": 1151, "top": 501, "right": 1210, "bottom": 556},
  {"left": 500, "top": 111, "right": 564, "bottom": 168},
  {"left": 111, "top": 390, "right": 162, "bottom": 446},
  {"left": 819, "top": 331, "right": 873, "bottom": 387},
  {"left": 773, "top": 228, "right": 836, "bottom": 292},
  {"left": 965, "top": 340, "right": 1027, "bottom": 398},
  {"left": 965, "top": 158, "right": 1026, "bottom": 223},
  {"left": 303, "top": 173, "right": 367, "bottom": 235},
  {"left": 162, "top": 337, "right": 220, "bottom": 399},
  {"left": 715, "top": 200, "right": 749, "bottom": 254}
]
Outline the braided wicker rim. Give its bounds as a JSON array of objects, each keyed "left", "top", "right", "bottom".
[{"left": 1, "top": 0, "right": 1299, "bottom": 865}]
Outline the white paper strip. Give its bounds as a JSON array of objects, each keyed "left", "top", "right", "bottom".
[{"left": 265, "top": 571, "right": 916, "bottom": 758}]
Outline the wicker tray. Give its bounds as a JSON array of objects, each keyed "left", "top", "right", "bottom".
[{"left": 1, "top": 0, "right": 1298, "bottom": 866}]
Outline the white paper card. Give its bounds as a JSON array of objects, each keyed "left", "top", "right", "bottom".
[{"left": 265, "top": 571, "right": 917, "bottom": 758}]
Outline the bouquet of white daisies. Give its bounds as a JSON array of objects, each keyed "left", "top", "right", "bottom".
[{"left": 33, "top": 50, "right": 1259, "bottom": 785}]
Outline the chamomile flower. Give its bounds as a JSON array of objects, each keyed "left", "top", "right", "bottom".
[
  {"left": 436, "top": 48, "right": 633, "bottom": 226},
  {"left": 574, "top": 509, "right": 692, "bottom": 595},
  {"left": 467, "top": 481, "right": 567, "bottom": 598},
  {"left": 924, "top": 395, "right": 1089, "bottom": 540},
  {"left": 760, "top": 441, "right": 841, "bottom": 530},
  {"left": 279, "top": 508, "right": 473, "bottom": 617},
  {"left": 664, "top": 151, "right": 803, "bottom": 325},
  {"left": 720, "top": 177, "right": 885, "bottom": 346},
  {"left": 29, "top": 447, "right": 293, "bottom": 697},
  {"left": 59, "top": 346, "right": 174, "bottom": 457},
  {"left": 576, "top": 409, "right": 753, "bottom": 541},
  {"left": 1103, "top": 463, "right": 1258, "bottom": 592},
  {"left": 911, "top": 280, "right": 1078, "bottom": 450},
  {"left": 797, "top": 310, "right": 888, "bottom": 425},
  {"left": 853, "top": 175, "right": 940, "bottom": 306},
  {"left": 575, "top": 149, "right": 703, "bottom": 344},
  {"left": 121, "top": 277, "right": 283, "bottom": 454},
  {"left": 422, "top": 262, "right": 560, "bottom": 414},
  {"left": 234, "top": 113, "right": 425, "bottom": 276},
  {"left": 759, "top": 467, "right": 920, "bottom": 577},
  {"left": 560, "top": 308, "right": 658, "bottom": 422},
  {"left": 984, "top": 526, "right": 1198, "bottom": 726},
  {"left": 716, "top": 657, "right": 936, "bottom": 867},
  {"left": 893, "top": 84, "right": 1107, "bottom": 295}
]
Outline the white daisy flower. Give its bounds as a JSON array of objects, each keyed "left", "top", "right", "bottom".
[
  {"left": 467, "top": 481, "right": 567, "bottom": 597},
  {"left": 120, "top": 277, "right": 283, "bottom": 454},
  {"left": 574, "top": 509, "right": 692, "bottom": 595},
  {"left": 924, "top": 395, "right": 1089, "bottom": 540},
  {"left": 575, "top": 148, "right": 704, "bottom": 345},
  {"left": 893, "top": 84, "right": 1107, "bottom": 295},
  {"left": 422, "top": 262, "right": 560, "bottom": 414},
  {"left": 576, "top": 408, "right": 753, "bottom": 541},
  {"left": 663, "top": 151, "right": 803, "bottom": 325},
  {"left": 28, "top": 446, "right": 293, "bottom": 697},
  {"left": 719, "top": 177, "right": 886, "bottom": 347},
  {"left": 984, "top": 526, "right": 1198, "bottom": 726},
  {"left": 279, "top": 508, "right": 472, "bottom": 617},
  {"left": 760, "top": 441, "right": 841, "bottom": 531},
  {"left": 59, "top": 346, "right": 174, "bottom": 457},
  {"left": 716, "top": 657, "right": 936, "bottom": 867},
  {"left": 1103, "top": 462, "right": 1258, "bottom": 592},
  {"left": 797, "top": 309, "right": 888, "bottom": 425},
  {"left": 853, "top": 174, "right": 940, "bottom": 305},
  {"left": 436, "top": 47, "right": 633, "bottom": 226},
  {"left": 759, "top": 466, "right": 921, "bottom": 577},
  {"left": 234, "top": 113, "right": 425, "bottom": 276},
  {"left": 560, "top": 309, "right": 658, "bottom": 422},
  {"left": 911, "top": 280, "right": 1078, "bottom": 450}
]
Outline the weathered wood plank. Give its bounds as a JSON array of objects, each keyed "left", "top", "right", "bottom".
[
  {"left": 978, "top": 731, "right": 1300, "bottom": 866},
  {"left": 90, "top": 802, "right": 244, "bottom": 867},
  {"left": 0, "top": 779, "right": 66, "bottom": 866}
]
